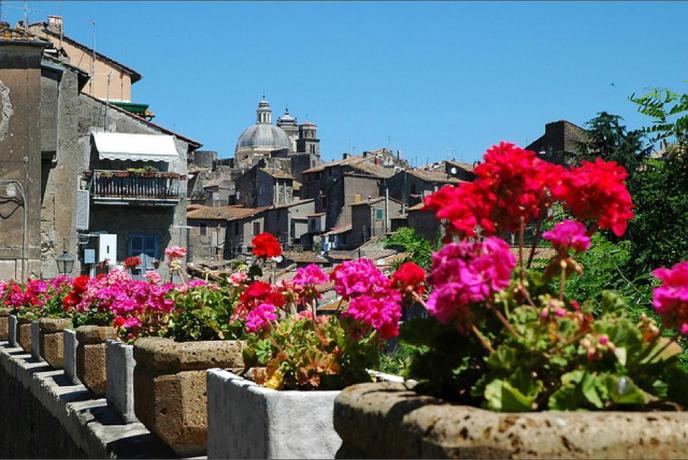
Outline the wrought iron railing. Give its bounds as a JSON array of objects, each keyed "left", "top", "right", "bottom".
[{"left": 90, "top": 170, "right": 182, "bottom": 201}]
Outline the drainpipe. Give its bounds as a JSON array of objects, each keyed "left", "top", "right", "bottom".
[{"left": 384, "top": 186, "right": 389, "bottom": 235}]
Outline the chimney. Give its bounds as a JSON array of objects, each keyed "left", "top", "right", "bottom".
[
  {"left": 47, "top": 16, "right": 63, "bottom": 34},
  {"left": 342, "top": 153, "right": 351, "bottom": 160}
]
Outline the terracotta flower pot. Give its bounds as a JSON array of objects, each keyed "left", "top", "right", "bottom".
[
  {"left": 75, "top": 325, "right": 118, "bottom": 395},
  {"left": 334, "top": 382, "right": 688, "bottom": 459},
  {"left": 16, "top": 317, "right": 33, "bottom": 353},
  {"left": 133, "top": 337, "right": 244, "bottom": 456},
  {"left": 38, "top": 318, "right": 73, "bottom": 369}
]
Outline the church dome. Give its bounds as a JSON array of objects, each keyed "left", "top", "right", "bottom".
[
  {"left": 236, "top": 124, "right": 292, "bottom": 150},
  {"left": 235, "top": 97, "right": 293, "bottom": 152}
]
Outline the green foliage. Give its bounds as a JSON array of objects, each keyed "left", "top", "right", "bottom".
[
  {"left": 573, "top": 112, "right": 650, "bottom": 191},
  {"left": 401, "top": 269, "right": 688, "bottom": 411},
  {"left": 625, "top": 86, "right": 688, "bottom": 277},
  {"left": 165, "top": 285, "right": 243, "bottom": 341},
  {"left": 565, "top": 233, "right": 653, "bottom": 317},
  {"left": 72, "top": 310, "right": 113, "bottom": 328},
  {"left": 243, "top": 315, "right": 381, "bottom": 390},
  {"left": 627, "top": 156, "right": 688, "bottom": 277},
  {"left": 384, "top": 227, "right": 433, "bottom": 270},
  {"left": 375, "top": 342, "right": 420, "bottom": 375},
  {"left": 630, "top": 87, "right": 688, "bottom": 149}
]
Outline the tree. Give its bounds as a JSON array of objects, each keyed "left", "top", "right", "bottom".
[
  {"left": 573, "top": 112, "right": 650, "bottom": 191},
  {"left": 626, "top": 86, "right": 688, "bottom": 276}
]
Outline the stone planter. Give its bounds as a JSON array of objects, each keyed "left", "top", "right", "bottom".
[
  {"left": 334, "top": 382, "right": 688, "bottom": 459},
  {"left": 106, "top": 340, "right": 137, "bottom": 423},
  {"left": 16, "top": 317, "right": 33, "bottom": 353},
  {"left": 207, "top": 370, "right": 341, "bottom": 459},
  {"left": 31, "top": 320, "right": 41, "bottom": 360},
  {"left": 63, "top": 329, "right": 80, "bottom": 384},
  {"left": 38, "top": 318, "right": 72, "bottom": 368},
  {"left": 76, "top": 325, "right": 118, "bottom": 396},
  {"left": 133, "top": 337, "right": 244, "bottom": 456},
  {"left": 0, "top": 309, "right": 9, "bottom": 341},
  {"left": 8, "top": 315, "right": 17, "bottom": 347}
]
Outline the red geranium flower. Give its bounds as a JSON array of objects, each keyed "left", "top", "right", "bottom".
[
  {"left": 123, "top": 256, "right": 141, "bottom": 270},
  {"left": 563, "top": 158, "right": 634, "bottom": 237},
  {"left": 251, "top": 232, "right": 282, "bottom": 258},
  {"left": 391, "top": 261, "right": 427, "bottom": 298}
]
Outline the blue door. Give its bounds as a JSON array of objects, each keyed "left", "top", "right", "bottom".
[{"left": 128, "top": 233, "right": 159, "bottom": 273}]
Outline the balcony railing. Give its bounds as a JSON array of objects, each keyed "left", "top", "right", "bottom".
[{"left": 89, "top": 170, "right": 183, "bottom": 204}]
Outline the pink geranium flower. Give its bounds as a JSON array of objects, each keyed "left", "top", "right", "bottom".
[
  {"left": 543, "top": 220, "right": 591, "bottom": 254},
  {"left": 245, "top": 303, "right": 278, "bottom": 333},
  {"left": 293, "top": 264, "right": 329, "bottom": 286},
  {"left": 652, "top": 261, "right": 688, "bottom": 335}
]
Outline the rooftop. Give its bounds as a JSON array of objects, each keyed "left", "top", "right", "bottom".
[{"left": 187, "top": 205, "right": 267, "bottom": 221}]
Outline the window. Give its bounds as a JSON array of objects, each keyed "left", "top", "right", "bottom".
[
  {"left": 375, "top": 209, "right": 384, "bottom": 220},
  {"left": 253, "top": 221, "right": 261, "bottom": 235},
  {"left": 200, "top": 223, "right": 207, "bottom": 236},
  {"left": 234, "top": 222, "right": 240, "bottom": 235}
]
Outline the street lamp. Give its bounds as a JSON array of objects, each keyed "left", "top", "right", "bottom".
[{"left": 56, "top": 251, "right": 76, "bottom": 275}]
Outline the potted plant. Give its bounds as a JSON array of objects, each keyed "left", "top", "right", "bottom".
[
  {"left": 206, "top": 235, "right": 417, "bottom": 459},
  {"left": 36, "top": 275, "right": 74, "bottom": 368},
  {"left": 131, "top": 246, "right": 246, "bottom": 456},
  {"left": 4, "top": 279, "right": 52, "bottom": 353},
  {"left": 333, "top": 142, "right": 688, "bottom": 458}
]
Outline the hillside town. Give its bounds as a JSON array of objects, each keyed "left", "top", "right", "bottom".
[
  {"left": 2, "top": 5, "right": 688, "bottom": 460},
  {"left": 0, "top": 16, "right": 587, "bottom": 285}
]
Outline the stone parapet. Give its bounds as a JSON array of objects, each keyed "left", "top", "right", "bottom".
[
  {"left": 0, "top": 340, "right": 175, "bottom": 458},
  {"left": 106, "top": 340, "right": 137, "bottom": 423},
  {"left": 334, "top": 382, "right": 688, "bottom": 459}
]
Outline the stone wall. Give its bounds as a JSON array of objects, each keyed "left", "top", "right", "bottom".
[{"left": 0, "top": 339, "right": 175, "bottom": 458}]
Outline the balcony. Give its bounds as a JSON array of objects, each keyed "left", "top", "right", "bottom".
[{"left": 88, "top": 170, "right": 183, "bottom": 206}]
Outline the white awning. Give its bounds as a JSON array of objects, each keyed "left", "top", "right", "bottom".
[{"left": 93, "top": 132, "right": 179, "bottom": 163}]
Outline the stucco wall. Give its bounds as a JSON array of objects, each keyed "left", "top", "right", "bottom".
[{"left": 0, "top": 42, "right": 47, "bottom": 280}]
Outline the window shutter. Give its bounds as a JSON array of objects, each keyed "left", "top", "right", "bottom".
[{"left": 76, "top": 190, "right": 90, "bottom": 230}]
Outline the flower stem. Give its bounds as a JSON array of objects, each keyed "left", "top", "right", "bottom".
[
  {"left": 519, "top": 217, "right": 525, "bottom": 284},
  {"left": 471, "top": 324, "right": 495, "bottom": 353},
  {"left": 559, "top": 260, "right": 567, "bottom": 301},
  {"left": 526, "top": 214, "right": 545, "bottom": 269}
]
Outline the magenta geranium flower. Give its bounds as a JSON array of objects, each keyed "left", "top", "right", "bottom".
[
  {"left": 245, "top": 303, "right": 278, "bottom": 333},
  {"left": 652, "top": 261, "right": 688, "bottom": 335},
  {"left": 543, "top": 220, "right": 591, "bottom": 254}
]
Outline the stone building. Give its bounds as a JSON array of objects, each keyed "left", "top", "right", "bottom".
[
  {"left": 348, "top": 197, "right": 404, "bottom": 249},
  {"left": 0, "top": 24, "right": 200, "bottom": 280},
  {"left": 235, "top": 162, "right": 294, "bottom": 208},
  {"left": 526, "top": 120, "right": 588, "bottom": 165},
  {"left": 387, "top": 166, "right": 463, "bottom": 207},
  {"left": 262, "top": 199, "right": 315, "bottom": 248},
  {"left": 28, "top": 16, "right": 152, "bottom": 118},
  {"left": 301, "top": 149, "right": 407, "bottom": 232},
  {"left": 186, "top": 205, "right": 255, "bottom": 262}
]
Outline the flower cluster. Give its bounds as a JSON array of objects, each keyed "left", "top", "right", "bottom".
[
  {"left": 424, "top": 142, "right": 634, "bottom": 238},
  {"left": 543, "top": 220, "right": 591, "bottom": 254},
  {"left": 426, "top": 237, "right": 515, "bottom": 332},
  {"left": 652, "top": 261, "right": 688, "bottom": 335},
  {"left": 251, "top": 232, "right": 282, "bottom": 259},
  {"left": 331, "top": 259, "right": 403, "bottom": 339},
  {"left": 390, "top": 262, "right": 426, "bottom": 302}
]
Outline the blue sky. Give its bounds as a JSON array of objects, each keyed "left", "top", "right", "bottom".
[{"left": 5, "top": 1, "right": 687, "bottom": 163}]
